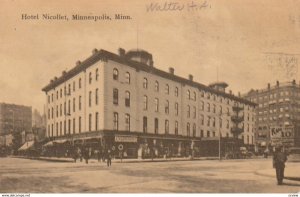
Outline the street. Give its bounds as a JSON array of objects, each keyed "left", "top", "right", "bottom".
[{"left": 0, "top": 157, "right": 299, "bottom": 193}]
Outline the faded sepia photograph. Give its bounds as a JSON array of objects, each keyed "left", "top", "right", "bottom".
[{"left": 0, "top": 0, "right": 300, "bottom": 194}]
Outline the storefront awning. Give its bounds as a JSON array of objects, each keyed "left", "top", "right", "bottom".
[
  {"left": 18, "top": 141, "right": 34, "bottom": 151},
  {"left": 53, "top": 139, "right": 67, "bottom": 144},
  {"left": 43, "top": 141, "right": 53, "bottom": 147}
]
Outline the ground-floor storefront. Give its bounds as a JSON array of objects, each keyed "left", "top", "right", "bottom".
[{"left": 42, "top": 130, "right": 202, "bottom": 159}]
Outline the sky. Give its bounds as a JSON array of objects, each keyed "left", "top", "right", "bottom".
[{"left": 0, "top": 0, "right": 300, "bottom": 113}]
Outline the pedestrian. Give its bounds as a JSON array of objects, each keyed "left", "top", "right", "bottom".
[
  {"left": 83, "top": 147, "right": 89, "bottom": 164},
  {"left": 73, "top": 147, "right": 79, "bottom": 163},
  {"left": 273, "top": 146, "right": 288, "bottom": 185},
  {"left": 106, "top": 149, "right": 112, "bottom": 167}
]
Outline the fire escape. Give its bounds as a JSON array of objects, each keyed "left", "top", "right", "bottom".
[{"left": 230, "top": 103, "right": 244, "bottom": 147}]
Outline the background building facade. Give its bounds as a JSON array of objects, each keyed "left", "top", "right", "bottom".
[
  {"left": 42, "top": 48, "right": 256, "bottom": 157},
  {"left": 244, "top": 80, "right": 300, "bottom": 152},
  {"left": 0, "top": 103, "right": 32, "bottom": 146}
]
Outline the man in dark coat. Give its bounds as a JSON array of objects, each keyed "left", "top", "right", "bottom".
[
  {"left": 106, "top": 149, "right": 112, "bottom": 167},
  {"left": 273, "top": 146, "right": 288, "bottom": 185}
]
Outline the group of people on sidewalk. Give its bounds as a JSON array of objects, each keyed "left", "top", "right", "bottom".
[{"left": 72, "top": 147, "right": 112, "bottom": 167}]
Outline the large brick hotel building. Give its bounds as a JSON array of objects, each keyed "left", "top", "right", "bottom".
[{"left": 42, "top": 48, "right": 256, "bottom": 158}]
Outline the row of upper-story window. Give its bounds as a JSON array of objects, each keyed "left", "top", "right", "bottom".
[
  {"left": 48, "top": 68, "right": 100, "bottom": 104},
  {"left": 112, "top": 68, "right": 252, "bottom": 107},
  {"left": 250, "top": 90, "right": 300, "bottom": 103},
  {"left": 48, "top": 89, "right": 99, "bottom": 119},
  {"left": 47, "top": 112, "right": 101, "bottom": 137},
  {"left": 258, "top": 114, "right": 295, "bottom": 122}
]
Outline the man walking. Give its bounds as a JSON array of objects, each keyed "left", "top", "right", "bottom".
[
  {"left": 273, "top": 146, "right": 288, "bottom": 185},
  {"left": 106, "top": 149, "right": 112, "bottom": 167}
]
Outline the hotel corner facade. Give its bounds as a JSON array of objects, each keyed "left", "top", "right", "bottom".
[{"left": 42, "top": 48, "right": 256, "bottom": 158}]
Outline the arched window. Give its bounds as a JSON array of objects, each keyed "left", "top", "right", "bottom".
[
  {"left": 165, "top": 84, "right": 169, "bottom": 94},
  {"left": 143, "top": 95, "right": 148, "bottom": 110},
  {"left": 187, "top": 123, "right": 190, "bottom": 136},
  {"left": 187, "top": 90, "right": 190, "bottom": 99},
  {"left": 95, "top": 68, "right": 99, "bottom": 81},
  {"left": 193, "top": 92, "right": 196, "bottom": 101},
  {"left": 143, "top": 77, "right": 148, "bottom": 89},
  {"left": 89, "top": 72, "right": 92, "bottom": 84},
  {"left": 155, "top": 81, "right": 159, "bottom": 92},
  {"left": 113, "top": 68, "right": 119, "bottom": 80},
  {"left": 125, "top": 91, "right": 130, "bottom": 107},
  {"left": 193, "top": 124, "right": 196, "bottom": 137},
  {"left": 187, "top": 105, "right": 190, "bottom": 118},
  {"left": 125, "top": 72, "right": 130, "bottom": 84}
]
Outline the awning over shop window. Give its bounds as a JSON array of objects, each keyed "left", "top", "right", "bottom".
[
  {"left": 43, "top": 141, "right": 53, "bottom": 147},
  {"left": 53, "top": 139, "right": 67, "bottom": 144},
  {"left": 18, "top": 141, "right": 34, "bottom": 151}
]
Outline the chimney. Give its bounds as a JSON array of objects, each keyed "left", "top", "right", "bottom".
[
  {"left": 238, "top": 92, "right": 241, "bottom": 97},
  {"left": 92, "top": 48, "right": 98, "bottom": 54},
  {"left": 188, "top": 74, "right": 193, "bottom": 81},
  {"left": 50, "top": 79, "right": 54, "bottom": 83},
  {"left": 276, "top": 80, "right": 279, "bottom": 87},
  {"left": 76, "top": 61, "right": 81, "bottom": 66},
  {"left": 169, "top": 67, "right": 174, "bottom": 75},
  {"left": 149, "top": 60, "right": 154, "bottom": 67},
  {"left": 118, "top": 48, "right": 126, "bottom": 56},
  {"left": 292, "top": 79, "right": 296, "bottom": 85},
  {"left": 54, "top": 77, "right": 58, "bottom": 81},
  {"left": 229, "top": 90, "right": 232, "bottom": 95},
  {"left": 62, "top": 71, "right": 67, "bottom": 75},
  {"left": 267, "top": 83, "right": 270, "bottom": 89}
]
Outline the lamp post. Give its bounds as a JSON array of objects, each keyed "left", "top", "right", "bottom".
[{"left": 217, "top": 112, "right": 230, "bottom": 161}]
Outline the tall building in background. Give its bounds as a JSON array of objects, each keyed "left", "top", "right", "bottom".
[
  {"left": 0, "top": 103, "right": 32, "bottom": 146},
  {"left": 243, "top": 80, "right": 300, "bottom": 152},
  {"left": 42, "top": 48, "right": 256, "bottom": 157}
]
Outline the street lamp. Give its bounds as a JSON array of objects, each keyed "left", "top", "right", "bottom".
[{"left": 217, "top": 112, "right": 230, "bottom": 161}]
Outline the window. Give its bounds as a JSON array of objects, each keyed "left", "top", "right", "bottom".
[
  {"left": 193, "top": 92, "right": 196, "bottom": 101},
  {"left": 48, "top": 109, "right": 50, "bottom": 119},
  {"left": 113, "top": 112, "right": 118, "bottom": 130},
  {"left": 48, "top": 95, "right": 50, "bottom": 104},
  {"left": 68, "top": 100, "right": 71, "bottom": 114},
  {"left": 165, "top": 120, "right": 169, "bottom": 134},
  {"left": 51, "top": 124, "right": 53, "bottom": 137},
  {"left": 227, "top": 107, "right": 230, "bottom": 115},
  {"left": 79, "top": 78, "right": 82, "bottom": 89},
  {"left": 95, "top": 88, "right": 99, "bottom": 105},
  {"left": 125, "top": 114, "right": 130, "bottom": 131},
  {"left": 200, "top": 91, "right": 204, "bottom": 97},
  {"left": 73, "top": 98, "right": 76, "bottom": 112},
  {"left": 64, "top": 120, "right": 66, "bottom": 135},
  {"left": 95, "top": 112, "right": 99, "bottom": 131},
  {"left": 175, "top": 87, "right": 178, "bottom": 97},
  {"left": 165, "top": 100, "right": 169, "bottom": 114},
  {"left": 60, "top": 122, "right": 62, "bottom": 136},
  {"left": 187, "top": 105, "right": 190, "bottom": 118},
  {"left": 73, "top": 81, "right": 75, "bottom": 92},
  {"left": 89, "top": 114, "right": 92, "bottom": 131},
  {"left": 175, "top": 103, "right": 179, "bottom": 116},
  {"left": 219, "top": 106, "right": 223, "bottom": 114},
  {"left": 165, "top": 84, "right": 169, "bottom": 94},
  {"left": 226, "top": 120, "right": 229, "bottom": 129},
  {"left": 155, "top": 98, "right": 159, "bottom": 112},
  {"left": 89, "top": 72, "right": 92, "bottom": 84},
  {"left": 201, "top": 130, "right": 204, "bottom": 137},
  {"left": 213, "top": 131, "right": 215, "bottom": 137},
  {"left": 143, "top": 116, "right": 147, "bottom": 133},
  {"left": 187, "top": 123, "right": 190, "bottom": 136},
  {"left": 73, "top": 118, "right": 75, "bottom": 134},
  {"left": 79, "top": 117, "right": 81, "bottom": 133},
  {"left": 154, "top": 118, "right": 159, "bottom": 134},
  {"left": 79, "top": 96, "right": 82, "bottom": 111},
  {"left": 207, "top": 116, "right": 211, "bottom": 126},
  {"left": 96, "top": 68, "right": 99, "bottom": 81},
  {"left": 89, "top": 91, "right": 92, "bottom": 107},
  {"left": 193, "top": 106, "right": 196, "bottom": 119},
  {"left": 64, "top": 102, "right": 66, "bottom": 115},
  {"left": 193, "top": 124, "right": 196, "bottom": 137},
  {"left": 200, "top": 101, "right": 204, "bottom": 111},
  {"left": 60, "top": 89, "right": 62, "bottom": 98},
  {"left": 113, "top": 68, "right": 119, "bottom": 80},
  {"left": 68, "top": 119, "right": 71, "bottom": 134},
  {"left": 56, "top": 122, "right": 58, "bottom": 136},
  {"left": 56, "top": 91, "right": 58, "bottom": 100},
  {"left": 207, "top": 130, "right": 210, "bottom": 137},
  {"left": 175, "top": 121, "right": 178, "bottom": 135},
  {"left": 60, "top": 104, "right": 62, "bottom": 116},
  {"left": 56, "top": 105, "right": 58, "bottom": 117},
  {"left": 207, "top": 103, "right": 210, "bottom": 112},
  {"left": 143, "top": 78, "right": 148, "bottom": 89},
  {"left": 200, "top": 115, "right": 204, "bottom": 125},
  {"left": 113, "top": 88, "right": 118, "bottom": 105},
  {"left": 187, "top": 90, "right": 190, "bottom": 99},
  {"left": 155, "top": 81, "right": 159, "bottom": 92},
  {"left": 212, "top": 117, "right": 215, "bottom": 127},
  {"left": 51, "top": 93, "right": 53, "bottom": 102},
  {"left": 125, "top": 91, "right": 130, "bottom": 107},
  {"left": 125, "top": 72, "right": 130, "bottom": 84},
  {"left": 213, "top": 104, "right": 216, "bottom": 113},
  {"left": 51, "top": 107, "right": 53, "bottom": 119},
  {"left": 143, "top": 95, "right": 148, "bottom": 110},
  {"left": 219, "top": 118, "right": 222, "bottom": 128}
]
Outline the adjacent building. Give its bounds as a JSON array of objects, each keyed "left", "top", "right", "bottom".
[
  {"left": 0, "top": 103, "right": 32, "bottom": 146},
  {"left": 42, "top": 48, "right": 256, "bottom": 157},
  {"left": 244, "top": 80, "right": 300, "bottom": 152}
]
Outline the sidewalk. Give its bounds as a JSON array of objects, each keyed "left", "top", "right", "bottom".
[
  {"left": 12, "top": 155, "right": 220, "bottom": 163},
  {"left": 255, "top": 162, "right": 300, "bottom": 181}
]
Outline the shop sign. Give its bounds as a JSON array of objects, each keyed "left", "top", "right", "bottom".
[{"left": 115, "top": 135, "right": 137, "bottom": 143}]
